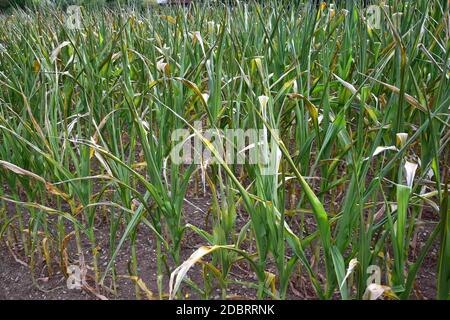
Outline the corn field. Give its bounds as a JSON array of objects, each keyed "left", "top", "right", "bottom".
[{"left": 0, "top": 0, "right": 449, "bottom": 300}]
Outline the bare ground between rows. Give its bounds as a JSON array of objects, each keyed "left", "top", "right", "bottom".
[{"left": 0, "top": 190, "right": 440, "bottom": 300}]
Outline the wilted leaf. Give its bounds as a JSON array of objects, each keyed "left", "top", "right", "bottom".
[
  {"left": 363, "top": 283, "right": 394, "bottom": 300},
  {"left": 364, "top": 146, "right": 398, "bottom": 160},
  {"left": 404, "top": 161, "right": 418, "bottom": 188},
  {"left": 169, "top": 245, "right": 231, "bottom": 299},
  {"left": 0, "top": 160, "right": 46, "bottom": 183},
  {"left": 50, "top": 41, "right": 71, "bottom": 63},
  {"left": 340, "top": 258, "right": 358, "bottom": 290}
]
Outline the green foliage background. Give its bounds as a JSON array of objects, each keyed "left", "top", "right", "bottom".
[{"left": 0, "top": 0, "right": 157, "bottom": 9}]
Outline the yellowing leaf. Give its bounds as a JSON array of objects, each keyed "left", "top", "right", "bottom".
[
  {"left": 160, "top": 15, "right": 176, "bottom": 25},
  {"left": 169, "top": 245, "right": 231, "bottom": 299},
  {"left": 42, "top": 237, "right": 52, "bottom": 275},
  {"left": 33, "top": 60, "right": 41, "bottom": 74},
  {"left": 396, "top": 133, "right": 409, "bottom": 147},
  {"left": 127, "top": 276, "right": 155, "bottom": 300}
]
